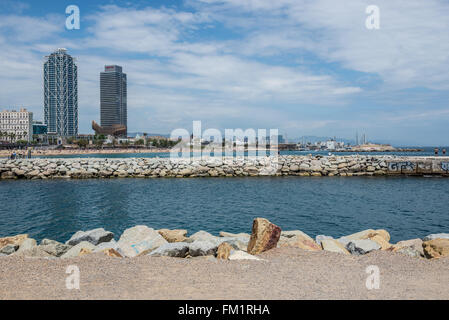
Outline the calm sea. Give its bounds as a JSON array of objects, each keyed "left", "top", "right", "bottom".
[{"left": 0, "top": 176, "right": 447, "bottom": 243}]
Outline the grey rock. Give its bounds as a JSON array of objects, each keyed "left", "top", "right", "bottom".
[
  {"left": 187, "top": 230, "right": 216, "bottom": 243},
  {"left": 94, "top": 239, "right": 118, "bottom": 252},
  {"left": 188, "top": 240, "right": 217, "bottom": 257},
  {"left": 219, "top": 231, "right": 250, "bottom": 239},
  {"left": 14, "top": 247, "right": 53, "bottom": 258},
  {"left": 397, "top": 246, "right": 423, "bottom": 258},
  {"left": 315, "top": 235, "right": 334, "bottom": 246},
  {"left": 66, "top": 228, "right": 114, "bottom": 246},
  {"left": 346, "top": 239, "right": 381, "bottom": 255},
  {"left": 39, "top": 239, "right": 72, "bottom": 257},
  {"left": 61, "top": 241, "right": 96, "bottom": 259},
  {"left": 215, "top": 237, "right": 249, "bottom": 251},
  {"left": 0, "top": 244, "right": 18, "bottom": 255},
  {"left": 149, "top": 242, "right": 190, "bottom": 258},
  {"left": 337, "top": 237, "right": 351, "bottom": 247},
  {"left": 422, "top": 233, "right": 449, "bottom": 241},
  {"left": 16, "top": 238, "right": 37, "bottom": 253}
]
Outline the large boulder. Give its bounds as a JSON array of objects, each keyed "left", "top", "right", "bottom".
[
  {"left": 392, "top": 238, "right": 424, "bottom": 258},
  {"left": 14, "top": 247, "right": 53, "bottom": 258},
  {"left": 219, "top": 231, "right": 251, "bottom": 239},
  {"left": 369, "top": 235, "right": 393, "bottom": 250},
  {"left": 117, "top": 225, "right": 167, "bottom": 257},
  {"left": 0, "top": 234, "right": 28, "bottom": 250},
  {"left": 61, "top": 241, "right": 96, "bottom": 259},
  {"left": 340, "top": 229, "right": 390, "bottom": 242},
  {"left": 229, "top": 250, "right": 262, "bottom": 261},
  {"left": 423, "top": 233, "right": 449, "bottom": 241},
  {"left": 321, "top": 239, "right": 350, "bottom": 255},
  {"left": 346, "top": 239, "right": 381, "bottom": 255},
  {"left": 397, "top": 246, "right": 423, "bottom": 258},
  {"left": 278, "top": 234, "right": 321, "bottom": 251},
  {"left": 216, "top": 237, "right": 249, "bottom": 251},
  {"left": 217, "top": 242, "right": 232, "bottom": 260},
  {"left": 422, "top": 239, "right": 449, "bottom": 259},
  {"left": 149, "top": 242, "right": 190, "bottom": 258},
  {"left": 16, "top": 238, "right": 37, "bottom": 253},
  {"left": 93, "top": 239, "right": 119, "bottom": 252},
  {"left": 66, "top": 228, "right": 114, "bottom": 246},
  {"left": 157, "top": 229, "right": 187, "bottom": 243},
  {"left": 39, "top": 239, "right": 72, "bottom": 257},
  {"left": 247, "top": 218, "right": 281, "bottom": 255},
  {"left": 188, "top": 240, "right": 217, "bottom": 257},
  {"left": 315, "top": 235, "right": 334, "bottom": 246},
  {"left": 281, "top": 230, "right": 313, "bottom": 240},
  {"left": 186, "top": 230, "right": 216, "bottom": 243},
  {"left": 0, "top": 244, "right": 18, "bottom": 255},
  {"left": 102, "top": 248, "right": 122, "bottom": 258}
]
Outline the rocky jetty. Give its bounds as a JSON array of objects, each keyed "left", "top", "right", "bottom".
[
  {"left": 0, "top": 218, "right": 448, "bottom": 261},
  {"left": 1, "top": 155, "right": 449, "bottom": 180}
]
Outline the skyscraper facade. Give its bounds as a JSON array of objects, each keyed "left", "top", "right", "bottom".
[
  {"left": 100, "top": 65, "right": 127, "bottom": 136},
  {"left": 44, "top": 48, "right": 78, "bottom": 136}
]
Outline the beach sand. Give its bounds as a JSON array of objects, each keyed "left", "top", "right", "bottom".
[
  {"left": 0, "top": 247, "right": 448, "bottom": 300},
  {"left": 0, "top": 148, "right": 170, "bottom": 158}
]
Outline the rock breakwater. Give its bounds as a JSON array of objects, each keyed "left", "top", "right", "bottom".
[
  {"left": 1, "top": 155, "right": 449, "bottom": 180},
  {"left": 1, "top": 218, "right": 448, "bottom": 260}
]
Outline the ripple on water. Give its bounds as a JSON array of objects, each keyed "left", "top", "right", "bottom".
[{"left": 0, "top": 176, "right": 448, "bottom": 243}]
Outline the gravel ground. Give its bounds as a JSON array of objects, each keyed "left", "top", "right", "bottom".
[{"left": 0, "top": 247, "right": 448, "bottom": 300}]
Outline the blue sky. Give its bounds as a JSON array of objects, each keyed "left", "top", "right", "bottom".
[{"left": 1, "top": 0, "right": 449, "bottom": 145}]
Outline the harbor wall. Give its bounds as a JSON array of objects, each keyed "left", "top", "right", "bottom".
[{"left": 1, "top": 155, "right": 449, "bottom": 179}]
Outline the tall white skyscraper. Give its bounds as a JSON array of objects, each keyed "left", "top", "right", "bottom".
[{"left": 44, "top": 48, "right": 78, "bottom": 136}]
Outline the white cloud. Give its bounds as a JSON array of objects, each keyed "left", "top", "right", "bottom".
[{"left": 198, "top": 0, "right": 449, "bottom": 90}]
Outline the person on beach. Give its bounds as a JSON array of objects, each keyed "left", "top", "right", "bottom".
[
  {"left": 443, "top": 149, "right": 447, "bottom": 156},
  {"left": 434, "top": 148, "right": 439, "bottom": 155}
]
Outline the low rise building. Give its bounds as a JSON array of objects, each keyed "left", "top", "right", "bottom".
[{"left": 0, "top": 108, "right": 33, "bottom": 143}]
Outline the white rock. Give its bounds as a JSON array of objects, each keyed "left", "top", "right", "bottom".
[
  {"left": 422, "top": 233, "right": 449, "bottom": 241},
  {"left": 117, "top": 225, "right": 167, "bottom": 257},
  {"left": 229, "top": 250, "right": 262, "bottom": 261},
  {"left": 16, "top": 238, "right": 37, "bottom": 253}
]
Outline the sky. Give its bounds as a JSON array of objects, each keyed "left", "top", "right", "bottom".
[{"left": 0, "top": 0, "right": 449, "bottom": 146}]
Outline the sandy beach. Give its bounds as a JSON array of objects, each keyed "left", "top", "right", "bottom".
[
  {"left": 1, "top": 247, "right": 448, "bottom": 300},
  {"left": 0, "top": 148, "right": 170, "bottom": 158}
]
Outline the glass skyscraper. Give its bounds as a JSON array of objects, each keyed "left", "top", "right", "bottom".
[
  {"left": 100, "top": 65, "right": 127, "bottom": 136},
  {"left": 44, "top": 48, "right": 78, "bottom": 136}
]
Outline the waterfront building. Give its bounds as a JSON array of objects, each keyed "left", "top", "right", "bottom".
[
  {"left": 32, "top": 120, "right": 48, "bottom": 144},
  {"left": 100, "top": 65, "right": 127, "bottom": 137},
  {"left": 0, "top": 108, "right": 33, "bottom": 142},
  {"left": 44, "top": 48, "right": 78, "bottom": 137}
]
